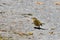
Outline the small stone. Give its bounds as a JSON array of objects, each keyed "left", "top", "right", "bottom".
[
  {"left": 27, "top": 14, "right": 32, "bottom": 16},
  {"left": 49, "top": 32, "right": 54, "bottom": 35},
  {"left": 28, "top": 37, "right": 31, "bottom": 39},
  {"left": 50, "top": 27, "right": 55, "bottom": 30},
  {"left": 35, "top": 2, "right": 44, "bottom": 5},
  {"left": 27, "top": 32, "right": 33, "bottom": 35},
  {"left": 55, "top": 2, "right": 60, "bottom": 5}
]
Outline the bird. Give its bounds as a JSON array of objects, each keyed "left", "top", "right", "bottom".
[{"left": 31, "top": 17, "right": 45, "bottom": 30}]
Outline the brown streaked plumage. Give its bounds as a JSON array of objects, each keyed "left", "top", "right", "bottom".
[{"left": 32, "top": 17, "right": 45, "bottom": 30}]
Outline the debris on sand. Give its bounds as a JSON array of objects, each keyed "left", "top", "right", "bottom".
[
  {"left": 35, "top": 2, "right": 44, "bottom": 5},
  {"left": 49, "top": 31, "right": 54, "bottom": 35},
  {"left": 13, "top": 31, "right": 33, "bottom": 36},
  {"left": 55, "top": 2, "right": 60, "bottom": 5}
]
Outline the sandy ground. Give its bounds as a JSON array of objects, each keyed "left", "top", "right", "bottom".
[{"left": 0, "top": 0, "right": 60, "bottom": 40}]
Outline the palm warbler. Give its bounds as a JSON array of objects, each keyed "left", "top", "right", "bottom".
[{"left": 32, "top": 17, "right": 45, "bottom": 30}]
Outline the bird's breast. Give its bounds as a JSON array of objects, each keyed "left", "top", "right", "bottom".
[{"left": 33, "top": 20, "right": 40, "bottom": 26}]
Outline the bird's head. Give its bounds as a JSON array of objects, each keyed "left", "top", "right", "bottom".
[{"left": 31, "top": 17, "right": 37, "bottom": 21}]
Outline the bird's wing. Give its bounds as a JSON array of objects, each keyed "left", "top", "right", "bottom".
[{"left": 34, "top": 20, "right": 40, "bottom": 26}]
